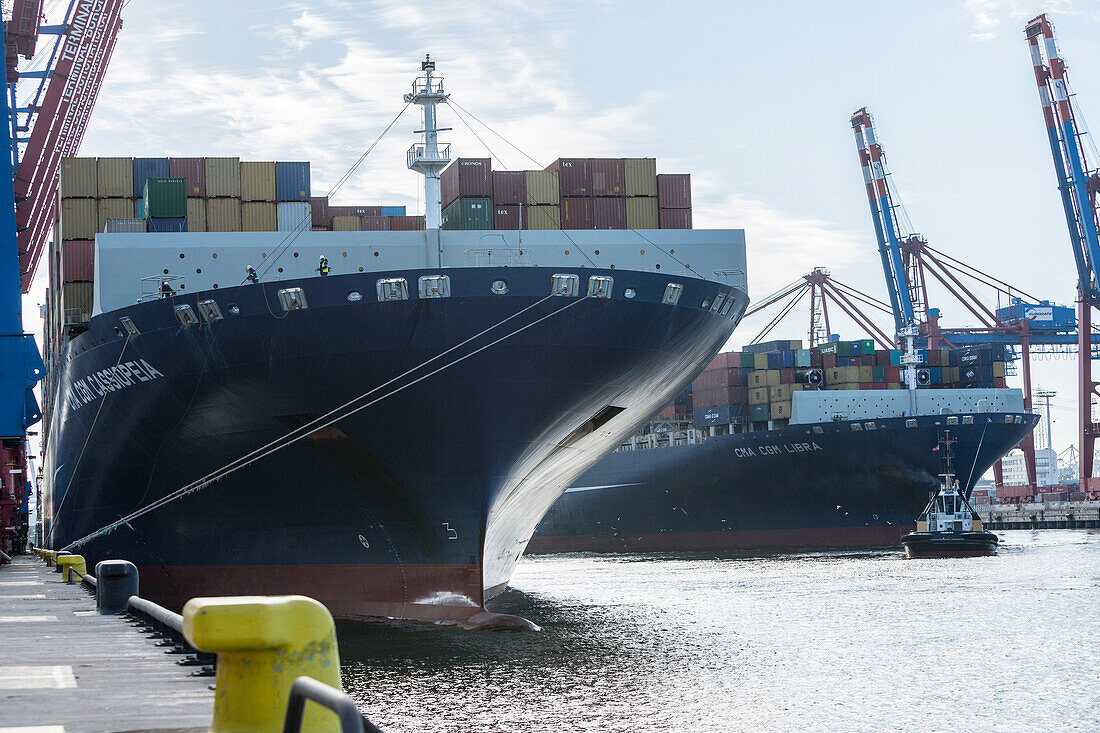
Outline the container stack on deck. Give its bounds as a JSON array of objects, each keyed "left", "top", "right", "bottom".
[
  {"left": 677, "top": 339, "right": 1009, "bottom": 431},
  {"left": 439, "top": 156, "right": 692, "bottom": 231}
]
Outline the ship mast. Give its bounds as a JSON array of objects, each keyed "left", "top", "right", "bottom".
[{"left": 405, "top": 55, "right": 451, "bottom": 267}]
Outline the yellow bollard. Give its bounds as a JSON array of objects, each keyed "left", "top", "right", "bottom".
[
  {"left": 183, "top": 595, "right": 342, "bottom": 733},
  {"left": 43, "top": 550, "right": 57, "bottom": 566},
  {"left": 57, "top": 555, "right": 86, "bottom": 583}
]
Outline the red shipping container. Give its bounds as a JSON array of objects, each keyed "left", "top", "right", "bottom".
[
  {"left": 870, "top": 382, "right": 886, "bottom": 389},
  {"left": 659, "top": 208, "right": 692, "bottom": 229},
  {"left": 657, "top": 173, "right": 691, "bottom": 208},
  {"left": 546, "top": 158, "right": 590, "bottom": 196},
  {"left": 780, "top": 368, "right": 795, "bottom": 384},
  {"left": 874, "top": 350, "right": 890, "bottom": 366},
  {"left": 561, "top": 197, "right": 594, "bottom": 229},
  {"left": 593, "top": 197, "right": 626, "bottom": 229},
  {"left": 494, "top": 204, "right": 525, "bottom": 231},
  {"left": 886, "top": 366, "right": 901, "bottom": 382},
  {"left": 492, "top": 171, "right": 525, "bottom": 205},
  {"left": 822, "top": 353, "right": 837, "bottom": 369},
  {"left": 972, "top": 489, "right": 989, "bottom": 497},
  {"left": 974, "top": 496, "right": 991, "bottom": 504},
  {"left": 61, "top": 239, "right": 94, "bottom": 281},
  {"left": 708, "top": 353, "right": 736, "bottom": 370},
  {"left": 810, "top": 350, "right": 823, "bottom": 367},
  {"left": 169, "top": 157, "right": 206, "bottom": 197},
  {"left": 441, "top": 158, "right": 492, "bottom": 208},
  {"left": 387, "top": 215, "right": 425, "bottom": 231},
  {"left": 590, "top": 158, "right": 625, "bottom": 196},
  {"left": 310, "top": 197, "right": 330, "bottom": 227},
  {"left": 994, "top": 376, "right": 1007, "bottom": 388},
  {"left": 360, "top": 216, "right": 390, "bottom": 231},
  {"left": 331, "top": 205, "right": 381, "bottom": 217}
]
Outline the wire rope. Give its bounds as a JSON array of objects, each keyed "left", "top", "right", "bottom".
[{"left": 62, "top": 293, "right": 589, "bottom": 551}]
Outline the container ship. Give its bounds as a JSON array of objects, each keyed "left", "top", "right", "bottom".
[
  {"left": 528, "top": 336, "right": 1039, "bottom": 554},
  {"left": 40, "top": 59, "right": 749, "bottom": 623}
]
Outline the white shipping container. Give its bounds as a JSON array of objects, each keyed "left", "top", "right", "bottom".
[
  {"left": 104, "top": 218, "right": 147, "bottom": 233},
  {"left": 277, "top": 201, "right": 311, "bottom": 232}
]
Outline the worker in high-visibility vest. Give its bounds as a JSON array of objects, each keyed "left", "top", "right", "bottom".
[
  {"left": 318, "top": 255, "right": 330, "bottom": 276},
  {"left": 246, "top": 265, "right": 259, "bottom": 284}
]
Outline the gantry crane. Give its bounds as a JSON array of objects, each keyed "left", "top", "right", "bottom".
[
  {"left": 1025, "top": 14, "right": 1100, "bottom": 499},
  {"left": 846, "top": 107, "right": 1087, "bottom": 496},
  {"left": 0, "top": 1, "right": 122, "bottom": 560}
]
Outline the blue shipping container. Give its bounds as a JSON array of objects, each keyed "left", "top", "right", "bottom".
[
  {"left": 766, "top": 352, "right": 781, "bottom": 369},
  {"left": 133, "top": 158, "right": 169, "bottom": 198},
  {"left": 929, "top": 367, "right": 942, "bottom": 384},
  {"left": 380, "top": 205, "right": 406, "bottom": 217},
  {"left": 780, "top": 350, "right": 795, "bottom": 368},
  {"left": 147, "top": 217, "right": 188, "bottom": 233},
  {"left": 134, "top": 198, "right": 145, "bottom": 218},
  {"left": 795, "top": 349, "right": 811, "bottom": 368},
  {"left": 275, "top": 162, "right": 311, "bottom": 202}
]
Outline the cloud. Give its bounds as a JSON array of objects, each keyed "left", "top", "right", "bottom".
[{"left": 963, "top": 0, "right": 1080, "bottom": 41}]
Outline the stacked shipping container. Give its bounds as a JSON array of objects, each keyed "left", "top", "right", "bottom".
[
  {"left": 439, "top": 156, "right": 690, "bottom": 231},
  {"left": 682, "top": 339, "right": 1010, "bottom": 430}
]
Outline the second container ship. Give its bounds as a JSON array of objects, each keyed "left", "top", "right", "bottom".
[{"left": 529, "top": 337, "right": 1039, "bottom": 554}]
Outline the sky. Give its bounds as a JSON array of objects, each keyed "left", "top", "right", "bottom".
[{"left": 19, "top": 0, "right": 1100, "bottom": 456}]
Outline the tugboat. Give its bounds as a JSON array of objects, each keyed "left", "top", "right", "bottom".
[{"left": 901, "top": 432, "right": 999, "bottom": 558}]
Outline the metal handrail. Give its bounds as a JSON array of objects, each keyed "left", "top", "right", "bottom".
[{"left": 282, "top": 676, "right": 382, "bottom": 733}]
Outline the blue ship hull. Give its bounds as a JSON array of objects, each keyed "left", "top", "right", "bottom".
[
  {"left": 42, "top": 266, "right": 744, "bottom": 621},
  {"left": 528, "top": 412, "right": 1039, "bottom": 554}
]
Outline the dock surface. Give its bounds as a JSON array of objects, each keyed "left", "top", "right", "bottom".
[{"left": 0, "top": 555, "right": 213, "bottom": 732}]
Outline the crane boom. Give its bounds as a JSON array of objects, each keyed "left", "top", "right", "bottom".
[{"left": 1025, "top": 14, "right": 1100, "bottom": 498}]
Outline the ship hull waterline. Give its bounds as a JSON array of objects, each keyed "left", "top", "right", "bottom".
[{"left": 44, "top": 266, "right": 747, "bottom": 622}]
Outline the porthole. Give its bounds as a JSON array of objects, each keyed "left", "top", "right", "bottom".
[
  {"left": 610, "top": 264, "right": 615, "bottom": 269},
  {"left": 163, "top": 268, "right": 169, "bottom": 274},
  {"left": 565, "top": 250, "right": 570, "bottom": 256},
  {"left": 342, "top": 251, "right": 348, "bottom": 257},
  {"left": 262, "top": 252, "right": 267, "bottom": 258},
  {"left": 358, "top": 266, "right": 364, "bottom": 272},
  {"left": 293, "top": 252, "right": 299, "bottom": 258},
  {"left": 347, "top": 290, "right": 363, "bottom": 302},
  {"left": 491, "top": 279, "right": 509, "bottom": 294},
  {"left": 373, "top": 252, "right": 379, "bottom": 257},
  {"left": 278, "top": 267, "right": 284, "bottom": 273},
  {"left": 212, "top": 253, "right": 218, "bottom": 259},
  {"left": 196, "top": 268, "right": 202, "bottom": 274},
  {"left": 624, "top": 287, "right": 636, "bottom": 299},
  {"left": 228, "top": 304, "right": 240, "bottom": 315},
  {"left": 594, "top": 250, "right": 600, "bottom": 255},
  {"left": 213, "top": 284, "right": 218, "bottom": 289},
  {"left": 640, "top": 249, "right": 645, "bottom": 255},
  {"left": 669, "top": 249, "right": 675, "bottom": 254},
  {"left": 179, "top": 253, "right": 185, "bottom": 259},
  {"left": 655, "top": 264, "right": 661, "bottom": 269}
]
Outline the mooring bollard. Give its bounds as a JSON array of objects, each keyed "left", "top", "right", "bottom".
[
  {"left": 57, "top": 554, "right": 86, "bottom": 583},
  {"left": 43, "top": 550, "right": 57, "bottom": 566},
  {"left": 53, "top": 550, "right": 71, "bottom": 573},
  {"left": 94, "top": 560, "right": 139, "bottom": 614},
  {"left": 182, "top": 595, "right": 343, "bottom": 733}
]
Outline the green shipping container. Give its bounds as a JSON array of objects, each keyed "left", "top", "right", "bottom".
[
  {"left": 143, "top": 178, "right": 187, "bottom": 218},
  {"left": 525, "top": 170, "right": 560, "bottom": 205},
  {"left": 889, "top": 350, "right": 903, "bottom": 366},
  {"left": 818, "top": 342, "right": 839, "bottom": 355},
  {"left": 740, "top": 351, "right": 756, "bottom": 368},
  {"left": 625, "top": 197, "right": 658, "bottom": 229},
  {"left": 861, "top": 339, "right": 875, "bottom": 355},
  {"left": 872, "top": 366, "right": 887, "bottom": 382},
  {"left": 749, "top": 403, "right": 770, "bottom": 422},
  {"left": 442, "top": 197, "right": 493, "bottom": 230},
  {"left": 623, "top": 157, "right": 657, "bottom": 197}
]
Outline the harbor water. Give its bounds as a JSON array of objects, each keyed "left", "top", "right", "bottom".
[{"left": 340, "top": 530, "right": 1099, "bottom": 731}]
